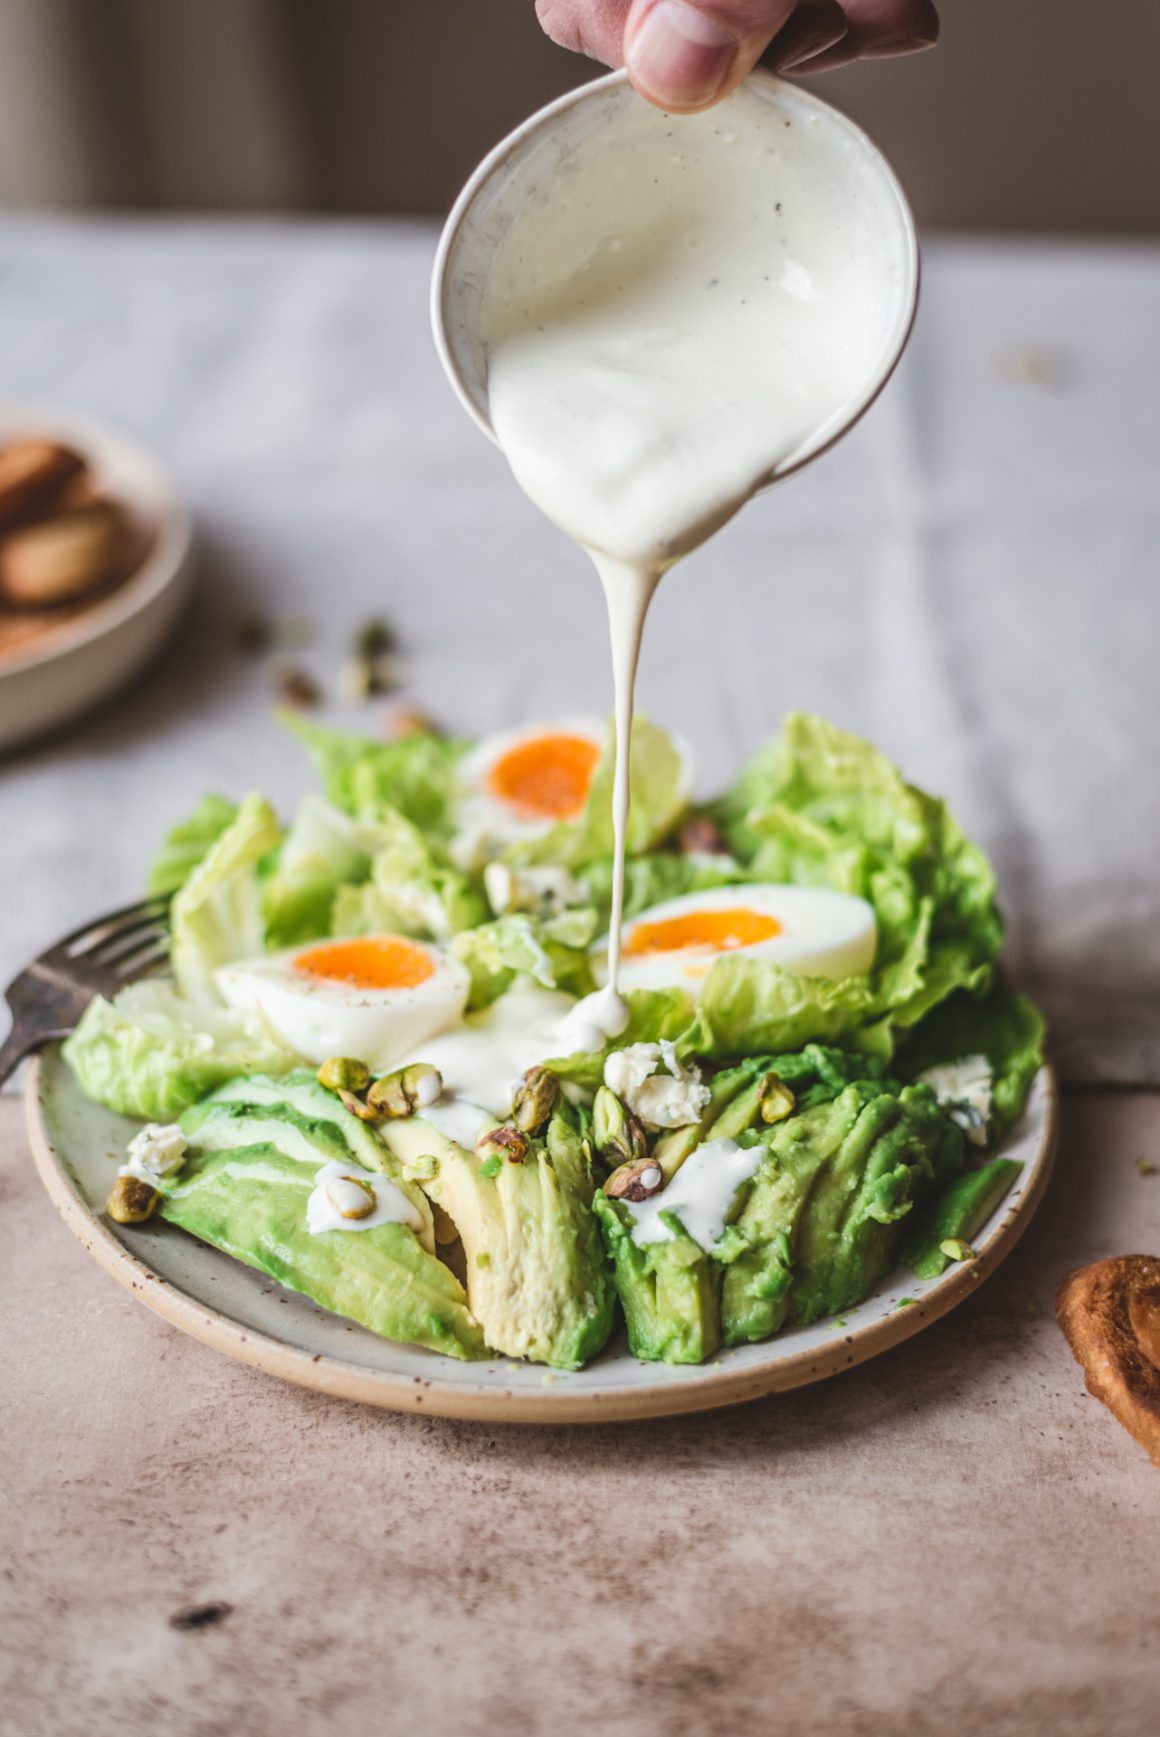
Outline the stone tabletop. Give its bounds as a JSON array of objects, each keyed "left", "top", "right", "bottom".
[
  {"left": 2, "top": 222, "right": 1160, "bottom": 1734},
  {"left": 2, "top": 1090, "right": 1158, "bottom": 1736}
]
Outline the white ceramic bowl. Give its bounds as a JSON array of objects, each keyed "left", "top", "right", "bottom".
[
  {"left": 0, "top": 410, "right": 194, "bottom": 754},
  {"left": 432, "top": 69, "right": 919, "bottom": 488}
]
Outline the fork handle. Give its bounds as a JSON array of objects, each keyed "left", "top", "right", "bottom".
[{"left": 0, "top": 1022, "right": 40, "bottom": 1088}]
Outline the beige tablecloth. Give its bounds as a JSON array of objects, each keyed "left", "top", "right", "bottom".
[
  {"left": 3, "top": 222, "right": 1160, "bottom": 1734},
  {"left": 1, "top": 222, "right": 1158, "bottom": 1083},
  {"left": 2, "top": 1089, "right": 1158, "bottom": 1736}
]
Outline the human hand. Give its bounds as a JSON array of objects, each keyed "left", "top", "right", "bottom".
[{"left": 536, "top": 0, "right": 939, "bottom": 112}]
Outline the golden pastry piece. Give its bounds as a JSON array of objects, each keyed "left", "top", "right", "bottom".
[
  {"left": 0, "top": 499, "right": 130, "bottom": 608},
  {"left": 1057, "top": 1255, "right": 1160, "bottom": 1467},
  {"left": 0, "top": 438, "right": 86, "bottom": 529}
]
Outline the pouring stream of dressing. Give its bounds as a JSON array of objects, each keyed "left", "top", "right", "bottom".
[{"left": 477, "top": 81, "right": 904, "bottom": 1023}]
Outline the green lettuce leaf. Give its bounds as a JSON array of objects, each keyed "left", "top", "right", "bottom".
[
  {"left": 62, "top": 980, "right": 297, "bottom": 1120},
  {"left": 148, "top": 795, "right": 239, "bottom": 897},
  {"left": 579, "top": 848, "right": 747, "bottom": 932},
  {"left": 506, "top": 717, "right": 690, "bottom": 868},
  {"left": 451, "top": 913, "right": 598, "bottom": 1008},
  {"left": 280, "top": 711, "right": 465, "bottom": 834},
  {"left": 691, "top": 715, "right": 1005, "bottom": 1056},
  {"left": 325, "top": 803, "right": 486, "bottom": 944},
  {"left": 895, "top": 974, "right": 1046, "bottom": 1141},
  {"left": 170, "top": 793, "right": 282, "bottom": 1004},
  {"left": 263, "top": 794, "right": 384, "bottom": 947},
  {"left": 717, "top": 712, "right": 1003, "bottom": 968}
]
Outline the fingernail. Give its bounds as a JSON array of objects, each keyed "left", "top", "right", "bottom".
[
  {"left": 862, "top": 31, "right": 940, "bottom": 59},
  {"left": 628, "top": 2, "right": 736, "bottom": 109},
  {"left": 775, "top": 23, "right": 848, "bottom": 73}
]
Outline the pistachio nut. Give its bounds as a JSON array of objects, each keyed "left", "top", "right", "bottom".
[
  {"left": 758, "top": 1073, "right": 796, "bottom": 1126},
  {"left": 592, "top": 1086, "right": 647, "bottom": 1165},
  {"left": 106, "top": 1174, "right": 160, "bottom": 1225},
  {"left": 475, "top": 1125, "right": 529, "bottom": 1165},
  {"left": 678, "top": 814, "right": 728, "bottom": 856},
  {"left": 605, "top": 1160, "right": 665, "bottom": 1204},
  {"left": 368, "top": 1063, "right": 444, "bottom": 1120},
  {"left": 511, "top": 1065, "right": 560, "bottom": 1135},
  {"left": 338, "top": 1087, "right": 381, "bottom": 1123},
  {"left": 317, "top": 1056, "right": 371, "bottom": 1095},
  {"left": 325, "top": 1174, "right": 377, "bottom": 1220}
]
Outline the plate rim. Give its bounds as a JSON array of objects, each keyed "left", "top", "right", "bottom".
[{"left": 24, "top": 1055, "right": 1058, "bottom": 1425}]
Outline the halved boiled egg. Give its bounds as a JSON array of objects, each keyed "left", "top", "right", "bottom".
[
  {"left": 216, "top": 934, "right": 471, "bottom": 1072},
  {"left": 603, "top": 885, "right": 877, "bottom": 995},
  {"left": 451, "top": 718, "right": 608, "bottom": 865}
]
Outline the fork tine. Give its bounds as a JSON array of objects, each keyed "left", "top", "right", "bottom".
[
  {"left": 90, "top": 916, "right": 171, "bottom": 967},
  {"left": 113, "top": 937, "right": 172, "bottom": 979},
  {"left": 48, "top": 896, "right": 170, "bottom": 961}
]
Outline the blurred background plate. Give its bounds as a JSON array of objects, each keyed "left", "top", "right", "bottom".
[
  {"left": 0, "top": 409, "right": 193, "bottom": 754},
  {"left": 26, "top": 1046, "right": 1057, "bottom": 1423}
]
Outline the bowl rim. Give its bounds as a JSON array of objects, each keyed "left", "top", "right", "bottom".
[
  {"left": 431, "top": 67, "right": 921, "bottom": 490},
  {"left": 0, "top": 408, "right": 193, "bottom": 680}
]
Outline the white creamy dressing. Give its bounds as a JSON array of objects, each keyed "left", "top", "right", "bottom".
[
  {"left": 306, "top": 1159, "right": 424, "bottom": 1236},
  {"left": 481, "top": 83, "right": 899, "bottom": 1013},
  {"left": 400, "top": 982, "right": 578, "bottom": 1135},
  {"left": 624, "top": 1136, "right": 761, "bottom": 1250}
]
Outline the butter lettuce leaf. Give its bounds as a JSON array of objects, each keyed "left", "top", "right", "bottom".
[
  {"left": 579, "top": 847, "right": 747, "bottom": 933},
  {"left": 451, "top": 911, "right": 598, "bottom": 1008},
  {"left": 148, "top": 794, "right": 239, "bottom": 898},
  {"left": 280, "top": 711, "right": 465, "bottom": 834},
  {"left": 895, "top": 974, "right": 1046, "bottom": 1141},
  {"left": 264, "top": 794, "right": 485, "bottom": 948},
  {"left": 693, "top": 715, "right": 1005, "bottom": 1057},
  {"left": 170, "top": 793, "right": 282, "bottom": 1005},
  {"left": 62, "top": 980, "right": 297, "bottom": 1121}
]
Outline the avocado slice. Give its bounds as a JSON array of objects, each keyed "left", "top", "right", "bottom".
[
  {"left": 901, "top": 1156, "right": 1021, "bottom": 1279},
  {"left": 158, "top": 1141, "right": 485, "bottom": 1360},
  {"left": 194, "top": 1070, "right": 391, "bottom": 1173},
  {"left": 783, "top": 1082, "right": 962, "bottom": 1324},
  {"left": 717, "top": 1080, "right": 965, "bottom": 1341},
  {"left": 594, "top": 1063, "right": 766, "bottom": 1365},
  {"left": 381, "top": 1103, "right": 615, "bottom": 1370},
  {"left": 182, "top": 1070, "right": 435, "bottom": 1248}
]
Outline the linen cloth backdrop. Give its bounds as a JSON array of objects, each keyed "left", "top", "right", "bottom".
[{"left": 0, "top": 0, "right": 1159, "bottom": 230}]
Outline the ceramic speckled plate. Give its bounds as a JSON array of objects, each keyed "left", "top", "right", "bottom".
[{"left": 26, "top": 1049, "right": 1057, "bottom": 1424}]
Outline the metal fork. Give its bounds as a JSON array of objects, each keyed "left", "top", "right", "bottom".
[{"left": 0, "top": 896, "right": 170, "bottom": 1087}]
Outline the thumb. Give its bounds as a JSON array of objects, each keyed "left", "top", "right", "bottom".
[{"left": 625, "top": 0, "right": 805, "bottom": 111}]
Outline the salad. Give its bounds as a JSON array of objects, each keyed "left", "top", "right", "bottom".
[{"left": 65, "top": 710, "right": 1045, "bottom": 1370}]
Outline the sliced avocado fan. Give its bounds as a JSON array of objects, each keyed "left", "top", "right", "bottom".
[
  {"left": 159, "top": 1073, "right": 485, "bottom": 1360},
  {"left": 381, "top": 1100, "right": 616, "bottom": 1371}
]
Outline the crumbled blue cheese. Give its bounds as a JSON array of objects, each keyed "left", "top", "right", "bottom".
[
  {"left": 120, "top": 1123, "right": 187, "bottom": 1182},
  {"left": 918, "top": 1054, "right": 993, "bottom": 1147},
  {"left": 604, "top": 1040, "right": 711, "bottom": 1129},
  {"left": 483, "top": 862, "right": 587, "bottom": 919}
]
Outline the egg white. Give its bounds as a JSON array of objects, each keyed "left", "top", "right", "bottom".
[
  {"left": 601, "top": 884, "right": 877, "bottom": 995},
  {"left": 451, "top": 716, "right": 610, "bottom": 867},
  {"left": 216, "top": 938, "right": 471, "bottom": 1072}
]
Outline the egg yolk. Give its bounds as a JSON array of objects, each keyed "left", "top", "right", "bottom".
[
  {"left": 487, "top": 733, "right": 602, "bottom": 820},
  {"left": 293, "top": 936, "right": 436, "bottom": 991},
  {"left": 624, "top": 907, "right": 782, "bottom": 957}
]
